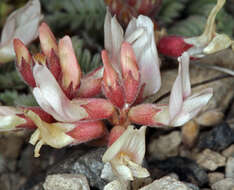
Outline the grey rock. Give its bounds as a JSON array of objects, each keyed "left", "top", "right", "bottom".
[
  {"left": 211, "top": 178, "right": 234, "bottom": 190},
  {"left": 185, "top": 182, "right": 200, "bottom": 190},
  {"left": 47, "top": 147, "right": 107, "bottom": 189},
  {"left": 196, "top": 149, "right": 226, "bottom": 171},
  {"left": 198, "top": 123, "right": 234, "bottom": 151},
  {"left": 140, "top": 176, "right": 192, "bottom": 190},
  {"left": 149, "top": 156, "right": 209, "bottom": 186},
  {"left": 226, "top": 157, "right": 234, "bottom": 178},
  {"left": 43, "top": 174, "right": 90, "bottom": 190},
  {"left": 148, "top": 131, "right": 182, "bottom": 160}
]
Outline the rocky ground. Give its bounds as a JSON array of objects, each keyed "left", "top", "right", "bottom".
[{"left": 0, "top": 50, "right": 234, "bottom": 190}]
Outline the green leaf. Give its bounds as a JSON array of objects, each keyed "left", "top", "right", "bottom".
[
  {"left": 71, "top": 36, "right": 102, "bottom": 74},
  {"left": 42, "top": 0, "right": 106, "bottom": 32},
  {"left": 0, "top": 90, "right": 37, "bottom": 106},
  {"left": 158, "top": 0, "right": 187, "bottom": 26}
]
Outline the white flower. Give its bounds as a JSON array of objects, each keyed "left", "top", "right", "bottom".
[
  {"left": 104, "top": 9, "right": 161, "bottom": 97},
  {"left": 0, "top": 106, "right": 26, "bottom": 131},
  {"left": 0, "top": 0, "right": 42, "bottom": 63},
  {"left": 102, "top": 125, "right": 149, "bottom": 181},
  {"left": 168, "top": 52, "right": 213, "bottom": 126},
  {"left": 129, "top": 52, "right": 213, "bottom": 127}
]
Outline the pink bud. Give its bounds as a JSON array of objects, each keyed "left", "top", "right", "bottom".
[
  {"left": 158, "top": 36, "right": 193, "bottom": 58},
  {"left": 67, "top": 121, "right": 106, "bottom": 143},
  {"left": 128, "top": 104, "right": 164, "bottom": 126},
  {"left": 78, "top": 67, "right": 103, "bottom": 98},
  {"left": 13, "top": 39, "right": 36, "bottom": 87},
  {"left": 77, "top": 98, "right": 115, "bottom": 120},
  {"left": 39, "top": 22, "right": 58, "bottom": 57},
  {"left": 58, "top": 36, "right": 81, "bottom": 93},
  {"left": 121, "top": 42, "right": 140, "bottom": 105},
  {"left": 102, "top": 50, "right": 125, "bottom": 109}
]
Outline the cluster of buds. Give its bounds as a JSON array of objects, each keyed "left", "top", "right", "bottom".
[
  {"left": 100, "top": 10, "right": 212, "bottom": 183},
  {"left": 0, "top": 3, "right": 213, "bottom": 185},
  {"left": 158, "top": 0, "right": 234, "bottom": 58},
  {"left": 3, "top": 22, "right": 115, "bottom": 157},
  {"left": 105, "top": 0, "right": 162, "bottom": 27}
]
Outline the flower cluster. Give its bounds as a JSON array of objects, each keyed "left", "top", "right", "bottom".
[{"left": 0, "top": 5, "right": 213, "bottom": 184}]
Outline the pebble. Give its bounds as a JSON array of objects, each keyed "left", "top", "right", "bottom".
[
  {"left": 225, "top": 157, "right": 234, "bottom": 178},
  {"left": 211, "top": 178, "right": 234, "bottom": 190},
  {"left": 222, "top": 144, "right": 234, "bottom": 157},
  {"left": 139, "top": 176, "right": 192, "bottom": 190},
  {"left": 148, "top": 131, "right": 181, "bottom": 160},
  {"left": 196, "top": 149, "right": 226, "bottom": 171},
  {"left": 208, "top": 172, "right": 224, "bottom": 185},
  {"left": 43, "top": 174, "right": 90, "bottom": 190},
  {"left": 131, "top": 177, "right": 152, "bottom": 190},
  {"left": 149, "top": 156, "right": 208, "bottom": 186},
  {"left": 195, "top": 110, "right": 223, "bottom": 127},
  {"left": 182, "top": 121, "right": 200, "bottom": 148},
  {"left": 198, "top": 123, "right": 234, "bottom": 151}
]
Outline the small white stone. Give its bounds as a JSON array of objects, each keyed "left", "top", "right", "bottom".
[
  {"left": 208, "top": 172, "right": 224, "bottom": 185},
  {"left": 43, "top": 174, "right": 90, "bottom": 190},
  {"left": 196, "top": 149, "right": 226, "bottom": 171},
  {"left": 139, "top": 176, "right": 192, "bottom": 190},
  {"left": 211, "top": 178, "right": 234, "bottom": 190}
]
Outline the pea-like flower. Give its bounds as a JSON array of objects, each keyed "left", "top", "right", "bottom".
[
  {"left": 158, "top": 0, "right": 233, "bottom": 58},
  {"left": 102, "top": 125, "right": 149, "bottom": 181},
  {"left": 128, "top": 52, "right": 213, "bottom": 127}
]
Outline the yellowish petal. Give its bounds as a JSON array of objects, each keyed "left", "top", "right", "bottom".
[{"left": 26, "top": 111, "right": 74, "bottom": 157}]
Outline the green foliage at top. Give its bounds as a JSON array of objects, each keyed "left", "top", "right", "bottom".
[
  {"left": 157, "top": 0, "right": 187, "bottom": 26},
  {"left": 41, "top": 0, "right": 106, "bottom": 33}
]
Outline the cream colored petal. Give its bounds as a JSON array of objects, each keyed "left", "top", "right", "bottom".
[
  {"left": 122, "top": 157, "right": 150, "bottom": 178},
  {"left": 26, "top": 111, "right": 74, "bottom": 157},
  {"left": 103, "top": 125, "right": 146, "bottom": 164},
  {"left": 203, "top": 33, "right": 232, "bottom": 54},
  {"left": 0, "top": 115, "right": 26, "bottom": 131},
  {"left": 114, "top": 164, "right": 134, "bottom": 181}
]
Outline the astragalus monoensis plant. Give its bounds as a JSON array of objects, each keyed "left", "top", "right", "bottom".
[{"left": 0, "top": 6, "right": 212, "bottom": 187}]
